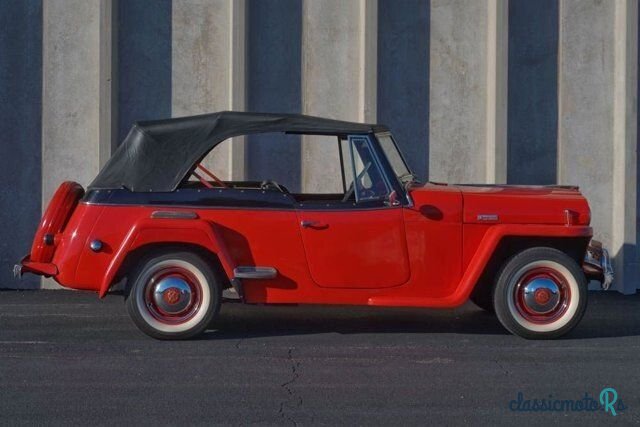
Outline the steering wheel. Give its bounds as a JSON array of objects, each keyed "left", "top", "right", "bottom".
[
  {"left": 260, "top": 180, "right": 288, "bottom": 193},
  {"left": 341, "top": 162, "right": 372, "bottom": 202}
]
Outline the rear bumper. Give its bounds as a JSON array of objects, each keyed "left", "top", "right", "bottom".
[
  {"left": 583, "top": 240, "right": 614, "bottom": 290},
  {"left": 13, "top": 255, "right": 58, "bottom": 278}
]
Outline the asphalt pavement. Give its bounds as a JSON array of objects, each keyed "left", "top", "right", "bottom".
[{"left": 0, "top": 289, "right": 638, "bottom": 426}]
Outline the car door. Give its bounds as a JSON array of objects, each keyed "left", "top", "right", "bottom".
[{"left": 296, "top": 135, "right": 410, "bottom": 289}]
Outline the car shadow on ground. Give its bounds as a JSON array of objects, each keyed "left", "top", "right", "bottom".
[{"left": 200, "top": 292, "right": 640, "bottom": 341}]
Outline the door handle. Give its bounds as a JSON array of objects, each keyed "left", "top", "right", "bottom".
[{"left": 300, "top": 220, "right": 327, "bottom": 229}]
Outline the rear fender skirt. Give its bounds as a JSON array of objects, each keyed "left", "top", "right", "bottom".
[{"left": 98, "top": 218, "right": 236, "bottom": 298}]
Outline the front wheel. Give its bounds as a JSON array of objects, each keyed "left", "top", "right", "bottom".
[
  {"left": 126, "top": 251, "right": 221, "bottom": 340},
  {"left": 493, "top": 247, "right": 587, "bottom": 339}
]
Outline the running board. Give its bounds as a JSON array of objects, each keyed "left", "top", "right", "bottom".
[{"left": 233, "top": 266, "right": 278, "bottom": 280}]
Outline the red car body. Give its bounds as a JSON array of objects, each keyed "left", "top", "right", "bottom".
[{"left": 17, "top": 112, "right": 612, "bottom": 339}]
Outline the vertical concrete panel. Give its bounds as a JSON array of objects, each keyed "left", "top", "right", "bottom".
[
  {"left": 172, "top": 0, "right": 246, "bottom": 180},
  {"left": 612, "top": 0, "right": 638, "bottom": 292},
  {"left": 559, "top": 0, "right": 638, "bottom": 293},
  {"left": 42, "top": 0, "right": 115, "bottom": 198},
  {"left": 377, "top": 0, "right": 429, "bottom": 182},
  {"left": 0, "top": 0, "right": 42, "bottom": 289},
  {"left": 246, "top": 0, "right": 302, "bottom": 191},
  {"left": 507, "top": 0, "right": 558, "bottom": 185},
  {"left": 637, "top": 2, "right": 640, "bottom": 288},
  {"left": 302, "top": 0, "right": 377, "bottom": 192},
  {"left": 118, "top": 0, "right": 172, "bottom": 143},
  {"left": 42, "top": 0, "right": 116, "bottom": 288},
  {"left": 429, "top": 0, "right": 508, "bottom": 184}
]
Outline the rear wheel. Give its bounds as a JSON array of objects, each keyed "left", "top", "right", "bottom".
[
  {"left": 493, "top": 247, "right": 587, "bottom": 339},
  {"left": 126, "top": 251, "right": 221, "bottom": 340}
]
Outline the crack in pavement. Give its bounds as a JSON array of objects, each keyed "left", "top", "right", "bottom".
[
  {"left": 278, "top": 348, "right": 302, "bottom": 426},
  {"left": 494, "top": 359, "right": 510, "bottom": 376}
]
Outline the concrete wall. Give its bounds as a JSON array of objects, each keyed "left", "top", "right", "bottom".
[
  {"left": 0, "top": 0, "right": 42, "bottom": 289},
  {"left": 558, "top": 0, "right": 638, "bottom": 293},
  {"left": 117, "top": 0, "right": 172, "bottom": 143},
  {"left": 507, "top": 0, "right": 558, "bottom": 185},
  {"left": 2, "top": 0, "right": 639, "bottom": 293},
  {"left": 377, "top": 0, "right": 430, "bottom": 182},
  {"left": 429, "top": 0, "right": 508, "bottom": 184},
  {"left": 172, "top": 0, "right": 246, "bottom": 181},
  {"left": 301, "top": 0, "right": 377, "bottom": 193},
  {"left": 246, "top": 0, "right": 302, "bottom": 192}
]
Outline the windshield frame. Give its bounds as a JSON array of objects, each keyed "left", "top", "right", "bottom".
[{"left": 374, "top": 131, "right": 415, "bottom": 183}]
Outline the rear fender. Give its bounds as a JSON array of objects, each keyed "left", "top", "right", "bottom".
[{"left": 98, "top": 218, "right": 236, "bottom": 298}]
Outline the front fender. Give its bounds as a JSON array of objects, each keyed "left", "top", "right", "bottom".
[
  {"left": 368, "top": 224, "right": 593, "bottom": 307},
  {"left": 98, "top": 217, "right": 236, "bottom": 298}
]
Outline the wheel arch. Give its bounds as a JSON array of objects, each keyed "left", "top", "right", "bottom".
[
  {"left": 116, "top": 242, "right": 231, "bottom": 295},
  {"left": 471, "top": 235, "right": 591, "bottom": 302},
  {"left": 98, "top": 218, "right": 236, "bottom": 298}
]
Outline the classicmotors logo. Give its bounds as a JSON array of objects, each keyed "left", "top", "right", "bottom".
[{"left": 509, "top": 387, "right": 627, "bottom": 416}]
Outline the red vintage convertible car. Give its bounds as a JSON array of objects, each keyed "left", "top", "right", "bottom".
[{"left": 16, "top": 112, "right": 613, "bottom": 340}]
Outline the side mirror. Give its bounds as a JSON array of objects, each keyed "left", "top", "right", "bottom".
[{"left": 385, "top": 190, "right": 401, "bottom": 207}]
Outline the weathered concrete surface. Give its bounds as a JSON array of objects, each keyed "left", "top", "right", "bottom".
[
  {"left": 377, "top": 0, "right": 430, "bottom": 182},
  {"left": 0, "top": 0, "right": 42, "bottom": 289},
  {"left": 301, "top": 0, "right": 377, "bottom": 193},
  {"left": 42, "top": 0, "right": 116, "bottom": 289},
  {"left": 172, "top": 0, "right": 246, "bottom": 180},
  {"left": 117, "top": 0, "right": 172, "bottom": 144},
  {"left": 246, "top": 0, "right": 302, "bottom": 192},
  {"left": 507, "top": 0, "right": 558, "bottom": 185},
  {"left": 429, "top": 0, "right": 508, "bottom": 184},
  {"left": 42, "top": 0, "right": 114, "bottom": 199},
  {"left": 558, "top": 0, "right": 638, "bottom": 293}
]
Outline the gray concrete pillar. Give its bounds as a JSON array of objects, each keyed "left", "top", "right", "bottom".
[
  {"left": 172, "top": 0, "right": 246, "bottom": 181},
  {"left": 558, "top": 0, "right": 638, "bottom": 293},
  {"left": 42, "top": 0, "right": 117, "bottom": 288},
  {"left": 42, "top": 0, "right": 116, "bottom": 200},
  {"left": 429, "top": 0, "right": 508, "bottom": 184},
  {"left": 301, "top": 0, "right": 377, "bottom": 193}
]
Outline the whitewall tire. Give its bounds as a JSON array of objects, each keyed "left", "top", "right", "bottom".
[
  {"left": 126, "top": 251, "right": 221, "bottom": 340},
  {"left": 493, "top": 247, "right": 587, "bottom": 339}
]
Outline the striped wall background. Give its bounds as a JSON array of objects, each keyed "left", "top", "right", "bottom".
[{"left": 0, "top": 0, "right": 637, "bottom": 292}]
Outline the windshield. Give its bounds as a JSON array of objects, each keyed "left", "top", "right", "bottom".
[{"left": 376, "top": 133, "right": 414, "bottom": 183}]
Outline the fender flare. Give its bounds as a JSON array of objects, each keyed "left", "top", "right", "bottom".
[
  {"left": 368, "top": 224, "right": 593, "bottom": 307},
  {"left": 98, "top": 217, "right": 236, "bottom": 298},
  {"left": 446, "top": 224, "right": 593, "bottom": 305}
]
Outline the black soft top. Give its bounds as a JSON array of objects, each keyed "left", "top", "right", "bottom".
[{"left": 89, "top": 111, "right": 386, "bottom": 192}]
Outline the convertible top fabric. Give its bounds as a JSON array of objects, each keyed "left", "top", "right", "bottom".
[{"left": 89, "top": 111, "right": 386, "bottom": 192}]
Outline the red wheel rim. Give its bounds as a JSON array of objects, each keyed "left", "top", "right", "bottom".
[
  {"left": 143, "top": 266, "right": 203, "bottom": 324},
  {"left": 513, "top": 267, "right": 571, "bottom": 324}
]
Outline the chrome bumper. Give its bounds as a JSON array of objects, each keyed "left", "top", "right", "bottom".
[
  {"left": 13, "top": 263, "right": 23, "bottom": 279},
  {"left": 583, "top": 241, "right": 614, "bottom": 290},
  {"left": 13, "top": 255, "right": 58, "bottom": 279}
]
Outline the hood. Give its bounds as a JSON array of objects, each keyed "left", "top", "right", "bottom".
[{"left": 410, "top": 183, "right": 591, "bottom": 226}]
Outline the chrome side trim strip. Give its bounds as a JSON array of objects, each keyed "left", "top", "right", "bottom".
[
  {"left": 151, "top": 210, "right": 199, "bottom": 219},
  {"left": 233, "top": 266, "right": 278, "bottom": 279}
]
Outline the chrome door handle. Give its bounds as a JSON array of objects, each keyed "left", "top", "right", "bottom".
[{"left": 300, "top": 220, "right": 328, "bottom": 229}]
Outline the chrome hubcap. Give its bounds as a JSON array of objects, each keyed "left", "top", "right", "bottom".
[
  {"left": 513, "top": 267, "right": 571, "bottom": 324},
  {"left": 522, "top": 278, "right": 560, "bottom": 314},
  {"left": 143, "top": 266, "right": 202, "bottom": 324},
  {"left": 152, "top": 276, "right": 193, "bottom": 314}
]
